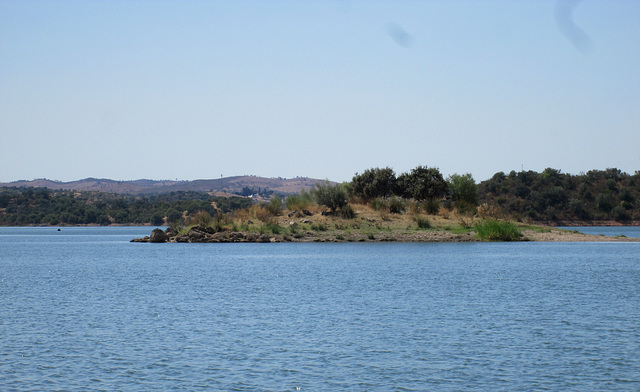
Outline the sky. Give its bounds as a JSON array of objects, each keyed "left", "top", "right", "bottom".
[{"left": 1, "top": 0, "right": 639, "bottom": 183}]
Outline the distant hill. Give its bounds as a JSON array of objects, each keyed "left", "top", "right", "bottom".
[{"left": 0, "top": 176, "right": 329, "bottom": 196}]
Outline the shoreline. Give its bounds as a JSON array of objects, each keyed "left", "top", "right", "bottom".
[{"left": 131, "top": 225, "right": 640, "bottom": 244}]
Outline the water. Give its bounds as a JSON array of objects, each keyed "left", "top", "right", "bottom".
[
  {"left": 1, "top": 227, "right": 639, "bottom": 391},
  {"left": 559, "top": 226, "right": 640, "bottom": 238}
]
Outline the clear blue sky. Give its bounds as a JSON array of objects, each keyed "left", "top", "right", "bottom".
[{"left": 1, "top": 0, "right": 639, "bottom": 183}]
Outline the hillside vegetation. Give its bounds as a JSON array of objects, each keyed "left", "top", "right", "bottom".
[
  {"left": 1, "top": 167, "right": 639, "bottom": 228},
  {"left": 478, "top": 168, "right": 640, "bottom": 223}
]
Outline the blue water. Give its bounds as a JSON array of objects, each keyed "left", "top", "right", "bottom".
[
  {"left": 1, "top": 227, "right": 639, "bottom": 391},
  {"left": 559, "top": 226, "right": 640, "bottom": 238}
]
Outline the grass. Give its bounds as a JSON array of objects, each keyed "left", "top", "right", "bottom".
[
  {"left": 168, "top": 200, "right": 556, "bottom": 243},
  {"left": 474, "top": 219, "right": 523, "bottom": 241},
  {"left": 414, "top": 216, "right": 431, "bottom": 229},
  {"left": 443, "top": 224, "right": 474, "bottom": 235},
  {"left": 311, "top": 222, "right": 328, "bottom": 232}
]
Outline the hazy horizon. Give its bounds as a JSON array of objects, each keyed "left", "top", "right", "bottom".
[{"left": 2, "top": 0, "right": 639, "bottom": 183}]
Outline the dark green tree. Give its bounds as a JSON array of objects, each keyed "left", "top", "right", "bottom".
[
  {"left": 350, "top": 167, "right": 397, "bottom": 200},
  {"left": 446, "top": 173, "right": 478, "bottom": 212},
  {"left": 312, "top": 181, "right": 348, "bottom": 211},
  {"left": 397, "top": 166, "right": 448, "bottom": 202}
]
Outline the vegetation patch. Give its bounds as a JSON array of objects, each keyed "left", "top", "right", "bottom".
[
  {"left": 474, "top": 219, "right": 523, "bottom": 241},
  {"left": 414, "top": 216, "right": 431, "bottom": 229}
]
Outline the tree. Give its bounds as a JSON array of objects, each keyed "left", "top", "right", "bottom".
[
  {"left": 447, "top": 173, "right": 478, "bottom": 213},
  {"left": 312, "top": 181, "right": 348, "bottom": 211},
  {"left": 351, "top": 167, "right": 397, "bottom": 200},
  {"left": 397, "top": 166, "right": 448, "bottom": 201}
]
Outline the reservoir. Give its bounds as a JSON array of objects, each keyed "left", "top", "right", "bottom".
[{"left": 1, "top": 227, "right": 639, "bottom": 391}]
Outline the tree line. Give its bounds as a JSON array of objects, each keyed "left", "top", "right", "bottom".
[
  {"left": 478, "top": 168, "right": 640, "bottom": 222},
  {"left": 0, "top": 188, "right": 252, "bottom": 226},
  {"left": 311, "top": 166, "right": 639, "bottom": 223},
  {"left": 1, "top": 167, "right": 639, "bottom": 226}
]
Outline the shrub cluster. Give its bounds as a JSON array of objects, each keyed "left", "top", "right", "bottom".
[
  {"left": 478, "top": 168, "right": 640, "bottom": 222},
  {"left": 474, "top": 219, "right": 522, "bottom": 241}
]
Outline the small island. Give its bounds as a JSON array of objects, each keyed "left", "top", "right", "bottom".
[
  {"left": 132, "top": 200, "right": 639, "bottom": 244},
  {"left": 132, "top": 167, "right": 640, "bottom": 244}
]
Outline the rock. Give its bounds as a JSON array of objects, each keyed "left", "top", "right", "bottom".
[
  {"left": 302, "top": 209, "right": 312, "bottom": 216},
  {"left": 229, "top": 232, "right": 245, "bottom": 241},
  {"left": 288, "top": 210, "right": 298, "bottom": 217},
  {"left": 188, "top": 228, "right": 205, "bottom": 241},
  {"left": 165, "top": 227, "right": 178, "bottom": 237},
  {"left": 149, "top": 229, "right": 168, "bottom": 243}
]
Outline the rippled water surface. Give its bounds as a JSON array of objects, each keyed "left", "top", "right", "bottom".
[
  {"left": 559, "top": 226, "right": 640, "bottom": 238},
  {"left": 1, "top": 227, "right": 639, "bottom": 391}
]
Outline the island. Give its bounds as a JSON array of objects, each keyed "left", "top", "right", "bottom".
[{"left": 131, "top": 202, "right": 640, "bottom": 243}]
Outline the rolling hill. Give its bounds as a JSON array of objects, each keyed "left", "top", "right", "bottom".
[{"left": 0, "top": 176, "right": 329, "bottom": 196}]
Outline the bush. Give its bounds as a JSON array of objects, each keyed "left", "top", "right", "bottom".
[
  {"left": 311, "top": 222, "right": 328, "bottom": 231},
  {"left": 596, "top": 193, "right": 613, "bottom": 212},
  {"left": 425, "top": 199, "right": 440, "bottom": 214},
  {"left": 285, "top": 191, "right": 312, "bottom": 210},
  {"left": 265, "top": 222, "right": 282, "bottom": 234},
  {"left": 187, "top": 210, "right": 212, "bottom": 226},
  {"left": 340, "top": 204, "right": 356, "bottom": 219},
  {"left": 474, "top": 219, "right": 522, "bottom": 241},
  {"left": 252, "top": 204, "right": 274, "bottom": 223},
  {"left": 388, "top": 196, "right": 406, "bottom": 214},
  {"left": 151, "top": 213, "right": 165, "bottom": 226},
  {"left": 267, "top": 196, "right": 283, "bottom": 216},
  {"left": 612, "top": 205, "right": 631, "bottom": 221},
  {"left": 312, "top": 181, "right": 348, "bottom": 211},
  {"left": 414, "top": 216, "right": 431, "bottom": 229},
  {"left": 370, "top": 198, "right": 388, "bottom": 211}
]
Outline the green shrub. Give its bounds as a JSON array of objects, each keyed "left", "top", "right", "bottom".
[
  {"left": 446, "top": 173, "right": 478, "bottom": 211},
  {"left": 425, "top": 199, "right": 440, "bottom": 214},
  {"left": 596, "top": 193, "right": 613, "bottom": 212},
  {"left": 388, "top": 196, "right": 406, "bottom": 214},
  {"left": 312, "top": 181, "right": 348, "bottom": 211},
  {"left": 285, "top": 191, "right": 312, "bottom": 210},
  {"left": 612, "top": 205, "right": 631, "bottom": 221},
  {"left": 311, "top": 222, "right": 328, "bottom": 231},
  {"left": 340, "top": 204, "right": 356, "bottom": 219},
  {"left": 267, "top": 196, "right": 283, "bottom": 216},
  {"left": 414, "top": 216, "right": 431, "bottom": 229},
  {"left": 265, "top": 222, "right": 282, "bottom": 234},
  {"left": 474, "top": 219, "right": 522, "bottom": 241},
  {"left": 188, "top": 210, "right": 212, "bottom": 226},
  {"left": 370, "top": 198, "right": 388, "bottom": 211}
]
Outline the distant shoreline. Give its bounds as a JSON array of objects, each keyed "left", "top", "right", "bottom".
[{"left": 130, "top": 220, "right": 640, "bottom": 244}]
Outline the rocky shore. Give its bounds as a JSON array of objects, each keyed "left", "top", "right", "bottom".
[{"left": 131, "top": 225, "right": 640, "bottom": 243}]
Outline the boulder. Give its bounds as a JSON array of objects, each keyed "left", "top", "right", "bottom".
[
  {"left": 188, "top": 228, "right": 205, "bottom": 241},
  {"left": 165, "top": 227, "right": 178, "bottom": 237},
  {"left": 149, "top": 228, "right": 168, "bottom": 243}
]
